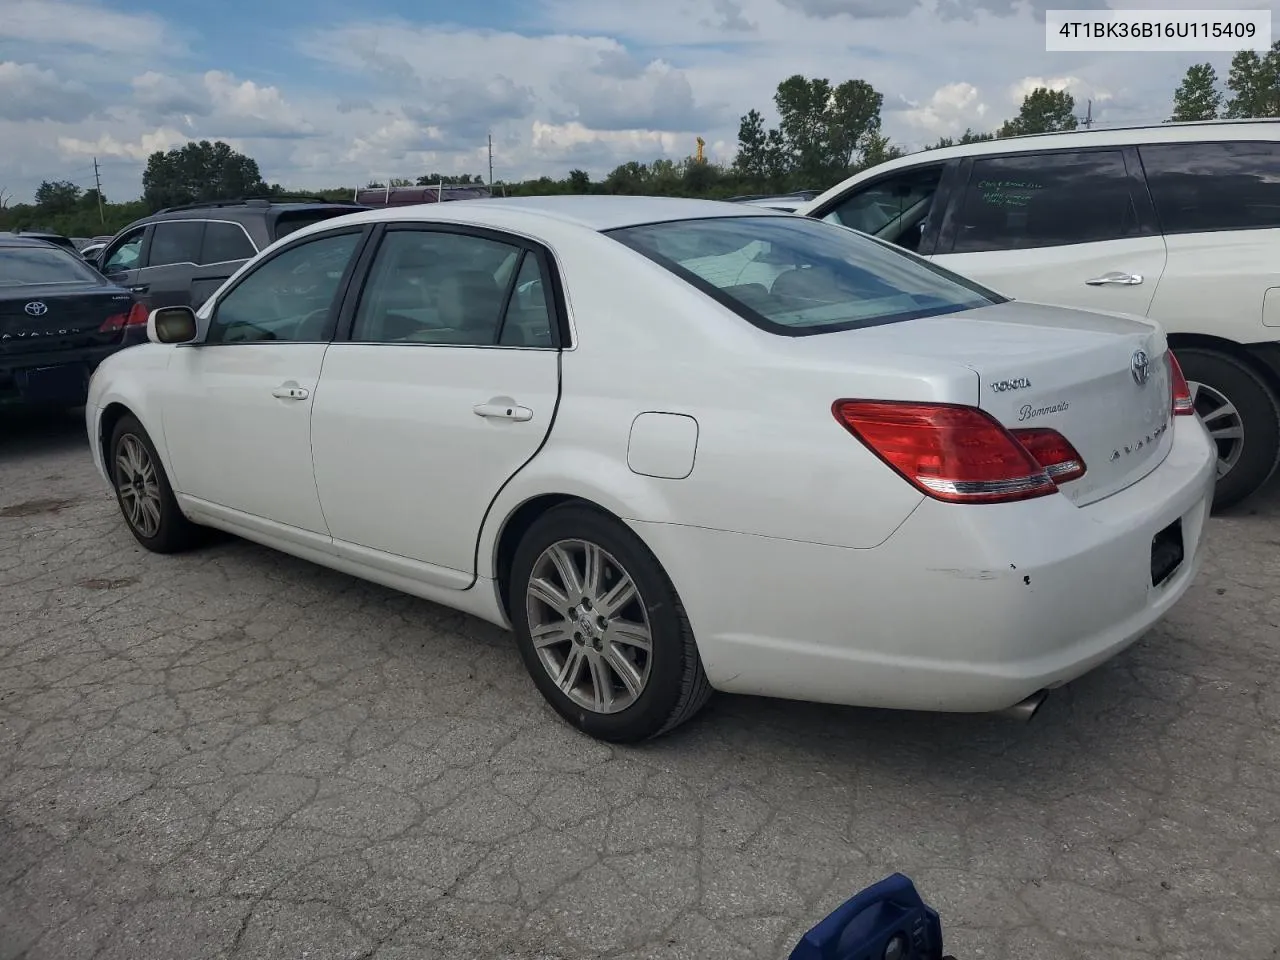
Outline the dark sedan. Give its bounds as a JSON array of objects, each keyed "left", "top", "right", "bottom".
[{"left": 1, "top": 235, "right": 147, "bottom": 410}]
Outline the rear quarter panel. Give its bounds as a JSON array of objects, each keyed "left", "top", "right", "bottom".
[{"left": 478, "top": 232, "right": 956, "bottom": 576}]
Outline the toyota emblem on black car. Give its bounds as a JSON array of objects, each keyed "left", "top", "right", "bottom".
[
  {"left": 1130, "top": 349, "right": 1150, "bottom": 386},
  {"left": 24, "top": 301, "right": 48, "bottom": 316}
]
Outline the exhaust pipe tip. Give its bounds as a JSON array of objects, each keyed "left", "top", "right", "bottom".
[{"left": 997, "top": 690, "right": 1048, "bottom": 722}]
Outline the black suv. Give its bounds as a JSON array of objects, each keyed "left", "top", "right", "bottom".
[{"left": 88, "top": 197, "right": 367, "bottom": 313}]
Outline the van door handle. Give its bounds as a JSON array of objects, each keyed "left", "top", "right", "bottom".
[
  {"left": 473, "top": 398, "right": 532, "bottom": 421},
  {"left": 272, "top": 383, "right": 309, "bottom": 400},
  {"left": 1085, "top": 272, "right": 1143, "bottom": 286}
]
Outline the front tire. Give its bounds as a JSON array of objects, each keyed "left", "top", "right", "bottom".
[
  {"left": 109, "top": 414, "right": 202, "bottom": 553},
  {"left": 509, "top": 504, "right": 712, "bottom": 743},
  {"left": 1176, "top": 348, "right": 1280, "bottom": 510}
]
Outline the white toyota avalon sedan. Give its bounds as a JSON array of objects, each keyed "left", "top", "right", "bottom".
[{"left": 86, "top": 196, "right": 1216, "bottom": 742}]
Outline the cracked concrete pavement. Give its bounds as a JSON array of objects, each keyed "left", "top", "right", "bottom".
[{"left": 1, "top": 408, "right": 1278, "bottom": 960}]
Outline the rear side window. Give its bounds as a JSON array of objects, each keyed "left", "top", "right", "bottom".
[
  {"left": 272, "top": 208, "right": 354, "bottom": 241},
  {"left": 201, "top": 221, "right": 256, "bottom": 263},
  {"left": 609, "top": 215, "right": 1003, "bottom": 337},
  {"left": 950, "top": 151, "right": 1139, "bottom": 253},
  {"left": 148, "top": 221, "right": 204, "bottom": 267},
  {"left": 1140, "top": 141, "right": 1280, "bottom": 234}
]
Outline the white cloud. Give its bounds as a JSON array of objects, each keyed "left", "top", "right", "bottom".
[
  {"left": 0, "top": 0, "right": 173, "bottom": 54},
  {"left": 0, "top": 0, "right": 1255, "bottom": 201},
  {"left": 0, "top": 61, "right": 96, "bottom": 122},
  {"left": 200, "top": 71, "right": 318, "bottom": 138},
  {"left": 1010, "top": 75, "right": 1112, "bottom": 106},
  {"left": 58, "top": 126, "right": 189, "bottom": 162},
  {"left": 132, "top": 71, "right": 211, "bottom": 117},
  {"left": 899, "top": 82, "right": 989, "bottom": 136}
]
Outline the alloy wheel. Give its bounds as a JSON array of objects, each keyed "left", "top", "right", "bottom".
[
  {"left": 1188, "top": 379, "right": 1245, "bottom": 478},
  {"left": 115, "top": 434, "right": 163, "bottom": 538},
  {"left": 525, "top": 539, "right": 653, "bottom": 714}
]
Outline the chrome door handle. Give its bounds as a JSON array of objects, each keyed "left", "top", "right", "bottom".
[
  {"left": 473, "top": 398, "right": 532, "bottom": 422},
  {"left": 1085, "top": 272, "right": 1143, "bottom": 286},
  {"left": 271, "top": 384, "right": 309, "bottom": 400}
]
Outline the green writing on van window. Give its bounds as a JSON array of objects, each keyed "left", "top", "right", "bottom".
[{"left": 976, "top": 178, "right": 1043, "bottom": 208}]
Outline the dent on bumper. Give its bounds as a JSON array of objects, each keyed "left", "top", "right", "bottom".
[{"left": 632, "top": 418, "right": 1217, "bottom": 714}]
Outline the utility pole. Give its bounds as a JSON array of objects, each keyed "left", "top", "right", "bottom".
[
  {"left": 93, "top": 156, "right": 105, "bottom": 225},
  {"left": 487, "top": 132, "right": 494, "bottom": 190}
]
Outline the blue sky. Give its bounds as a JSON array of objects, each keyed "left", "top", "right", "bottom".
[{"left": 0, "top": 0, "right": 1271, "bottom": 203}]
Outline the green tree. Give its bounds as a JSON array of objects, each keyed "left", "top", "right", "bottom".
[
  {"left": 999, "top": 87, "right": 1078, "bottom": 137},
  {"left": 828, "top": 79, "right": 884, "bottom": 169},
  {"left": 772, "top": 74, "right": 884, "bottom": 182},
  {"left": 733, "top": 108, "right": 774, "bottom": 180},
  {"left": 1170, "top": 63, "right": 1222, "bottom": 121},
  {"left": 860, "top": 133, "right": 906, "bottom": 168},
  {"left": 603, "top": 161, "right": 652, "bottom": 194},
  {"left": 925, "top": 129, "right": 997, "bottom": 150},
  {"left": 34, "top": 180, "right": 82, "bottom": 215},
  {"left": 142, "top": 140, "right": 268, "bottom": 211},
  {"left": 1224, "top": 41, "right": 1280, "bottom": 118}
]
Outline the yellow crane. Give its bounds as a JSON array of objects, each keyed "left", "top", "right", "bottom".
[{"left": 695, "top": 137, "right": 705, "bottom": 163}]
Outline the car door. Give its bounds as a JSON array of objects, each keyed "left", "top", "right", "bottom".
[
  {"left": 160, "top": 226, "right": 369, "bottom": 548},
  {"left": 930, "top": 147, "right": 1168, "bottom": 316},
  {"left": 190, "top": 219, "right": 258, "bottom": 311},
  {"left": 141, "top": 219, "right": 205, "bottom": 309},
  {"left": 309, "top": 224, "right": 562, "bottom": 589},
  {"left": 98, "top": 225, "right": 149, "bottom": 298}
]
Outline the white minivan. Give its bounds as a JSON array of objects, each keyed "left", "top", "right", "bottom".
[{"left": 798, "top": 119, "right": 1280, "bottom": 509}]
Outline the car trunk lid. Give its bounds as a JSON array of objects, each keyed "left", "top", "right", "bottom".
[
  {"left": 957, "top": 302, "right": 1173, "bottom": 506},
  {"left": 0, "top": 285, "right": 136, "bottom": 357},
  {"left": 776, "top": 299, "right": 1174, "bottom": 506}
]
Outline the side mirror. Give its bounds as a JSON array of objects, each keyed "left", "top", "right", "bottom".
[{"left": 148, "top": 306, "right": 198, "bottom": 345}]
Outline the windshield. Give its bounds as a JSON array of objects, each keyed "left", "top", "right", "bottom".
[
  {"left": 0, "top": 245, "right": 103, "bottom": 287},
  {"left": 608, "top": 215, "right": 1004, "bottom": 336}
]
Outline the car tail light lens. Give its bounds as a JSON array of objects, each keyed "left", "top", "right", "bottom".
[
  {"left": 832, "top": 400, "right": 1058, "bottom": 504},
  {"left": 1167, "top": 351, "right": 1195, "bottom": 416},
  {"left": 1010, "top": 427, "right": 1086, "bottom": 484},
  {"left": 99, "top": 302, "right": 149, "bottom": 333}
]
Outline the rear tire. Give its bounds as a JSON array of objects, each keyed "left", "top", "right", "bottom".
[
  {"left": 509, "top": 504, "right": 712, "bottom": 743},
  {"left": 1176, "top": 348, "right": 1280, "bottom": 511},
  {"left": 109, "top": 414, "right": 203, "bottom": 553}
]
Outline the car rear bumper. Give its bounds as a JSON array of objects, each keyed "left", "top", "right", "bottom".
[
  {"left": 1, "top": 333, "right": 143, "bottom": 408},
  {"left": 630, "top": 415, "right": 1217, "bottom": 714}
]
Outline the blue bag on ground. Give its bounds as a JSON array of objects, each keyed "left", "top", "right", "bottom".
[{"left": 787, "top": 873, "right": 955, "bottom": 960}]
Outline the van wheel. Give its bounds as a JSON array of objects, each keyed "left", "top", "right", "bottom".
[
  {"left": 1177, "top": 348, "right": 1280, "bottom": 510},
  {"left": 509, "top": 504, "right": 712, "bottom": 743}
]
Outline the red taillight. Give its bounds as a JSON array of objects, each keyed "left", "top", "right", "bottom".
[
  {"left": 1010, "top": 427, "right": 1086, "bottom": 484},
  {"left": 98, "top": 302, "right": 149, "bottom": 333},
  {"left": 832, "top": 400, "right": 1058, "bottom": 504},
  {"left": 1167, "top": 351, "right": 1194, "bottom": 416}
]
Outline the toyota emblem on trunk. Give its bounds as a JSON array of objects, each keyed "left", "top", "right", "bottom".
[
  {"left": 24, "top": 301, "right": 48, "bottom": 316},
  {"left": 1130, "top": 349, "right": 1150, "bottom": 387}
]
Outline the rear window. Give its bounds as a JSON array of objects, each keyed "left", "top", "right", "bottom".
[
  {"left": 271, "top": 208, "right": 356, "bottom": 241},
  {"left": 608, "top": 215, "right": 1003, "bottom": 336},
  {"left": 0, "top": 245, "right": 102, "bottom": 286},
  {"left": 1139, "top": 141, "right": 1280, "bottom": 234}
]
